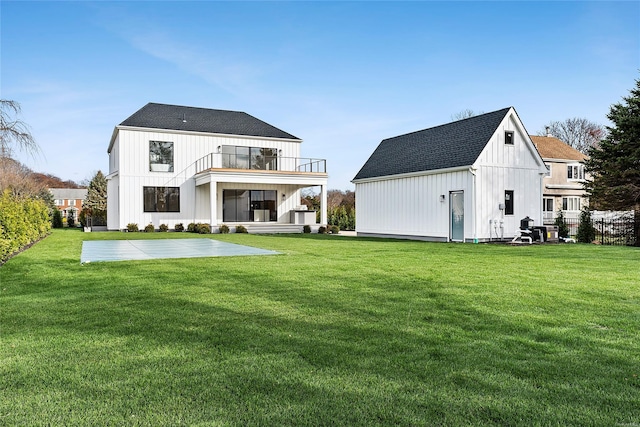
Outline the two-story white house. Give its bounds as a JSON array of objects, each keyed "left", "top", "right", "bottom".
[{"left": 107, "top": 103, "right": 328, "bottom": 232}]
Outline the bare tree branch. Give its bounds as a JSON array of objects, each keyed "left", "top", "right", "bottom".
[
  {"left": 1, "top": 100, "right": 40, "bottom": 158},
  {"left": 537, "top": 117, "right": 607, "bottom": 154}
]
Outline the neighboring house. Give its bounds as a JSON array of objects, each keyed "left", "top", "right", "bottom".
[
  {"left": 50, "top": 188, "right": 88, "bottom": 223},
  {"left": 352, "top": 107, "right": 547, "bottom": 242},
  {"left": 530, "top": 134, "right": 588, "bottom": 224},
  {"left": 106, "top": 103, "right": 328, "bottom": 232}
]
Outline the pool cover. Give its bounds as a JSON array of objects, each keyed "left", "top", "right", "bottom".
[{"left": 81, "top": 239, "right": 279, "bottom": 263}]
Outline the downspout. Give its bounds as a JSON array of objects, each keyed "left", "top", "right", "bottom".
[{"left": 469, "top": 167, "right": 478, "bottom": 243}]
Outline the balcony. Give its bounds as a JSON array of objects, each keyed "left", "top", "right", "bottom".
[{"left": 195, "top": 152, "right": 326, "bottom": 175}]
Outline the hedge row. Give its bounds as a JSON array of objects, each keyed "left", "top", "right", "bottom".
[{"left": 0, "top": 190, "right": 51, "bottom": 263}]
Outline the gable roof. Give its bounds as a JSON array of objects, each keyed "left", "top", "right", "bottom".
[
  {"left": 118, "top": 103, "right": 300, "bottom": 141},
  {"left": 530, "top": 135, "right": 587, "bottom": 161},
  {"left": 353, "top": 107, "right": 512, "bottom": 181},
  {"left": 49, "top": 188, "right": 88, "bottom": 200}
]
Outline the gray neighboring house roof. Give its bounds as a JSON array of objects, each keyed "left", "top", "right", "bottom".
[
  {"left": 119, "top": 102, "right": 300, "bottom": 141},
  {"left": 353, "top": 107, "right": 512, "bottom": 181},
  {"left": 49, "top": 188, "right": 88, "bottom": 200}
]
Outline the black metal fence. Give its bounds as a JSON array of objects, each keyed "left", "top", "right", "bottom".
[{"left": 559, "top": 213, "right": 638, "bottom": 246}]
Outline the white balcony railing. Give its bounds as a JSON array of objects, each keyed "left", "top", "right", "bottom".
[{"left": 195, "top": 153, "right": 326, "bottom": 174}]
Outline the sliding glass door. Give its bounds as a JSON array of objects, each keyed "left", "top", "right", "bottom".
[{"left": 223, "top": 190, "right": 277, "bottom": 222}]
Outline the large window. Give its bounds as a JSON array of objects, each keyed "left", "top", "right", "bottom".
[
  {"left": 221, "top": 146, "right": 277, "bottom": 170},
  {"left": 143, "top": 187, "right": 180, "bottom": 212},
  {"left": 567, "top": 163, "right": 585, "bottom": 181},
  {"left": 504, "top": 190, "right": 514, "bottom": 215},
  {"left": 562, "top": 197, "right": 581, "bottom": 212},
  {"left": 223, "top": 190, "right": 277, "bottom": 222},
  {"left": 149, "top": 141, "right": 174, "bottom": 172}
]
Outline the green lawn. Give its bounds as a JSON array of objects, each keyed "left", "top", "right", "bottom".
[{"left": 1, "top": 229, "right": 639, "bottom": 426}]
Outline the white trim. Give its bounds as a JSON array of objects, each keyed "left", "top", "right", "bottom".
[
  {"left": 109, "top": 125, "right": 302, "bottom": 153},
  {"left": 545, "top": 184, "right": 584, "bottom": 190},
  {"left": 351, "top": 165, "right": 470, "bottom": 184}
]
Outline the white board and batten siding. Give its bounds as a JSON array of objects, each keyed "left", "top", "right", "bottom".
[
  {"left": 354, "top": 108, "right": 546, "bottom": 242},
  {"left": 355, "top": 168, "right": 471, "bottom": 241},
  {"left": 473, "top": 112, "right": 545, "bottom": 239},
  {"left": 108, "top": 127, "right": 302, "bottom": 230}
]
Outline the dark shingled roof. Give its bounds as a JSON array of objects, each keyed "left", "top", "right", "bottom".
[
  {"left": 119, "top": 103, "right": 300, "bottom": 140},
  {"left": 353, "top": 108, "right": 512, "bottom": 180}
]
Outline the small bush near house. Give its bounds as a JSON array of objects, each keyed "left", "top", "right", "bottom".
[
  {"left": 187, "top": 223, "right": 197, "bottom": 233},
  {"left": 174, "top": 223, "right": 184, "bottom": 232},
  {"left": 303, "top": 225, "right": 311, "bottom": 234},
  {"left": 318, "top": 226, "right": 327, "bottom": 234},
  {"left": 219, "top": 224, "right": 230, "bottom": 234},
  {"left": 329, "top": 225, "right": 339, "bottom": 234},
  {"left": 126, "top": 223, "right": 139, "bottom": 232},
  {"left": 67, "top": 216, "right": 75, "bottom": 228},
  {"left": 144, "top": 224, "right": 155, "bottom": 233},
  {"left": 197, "top": 223, "right": 211, "bottom": 234},
  {"left": 159, "top": 224, "right": 169, "bottom": 232},
  {"left": 235, "top": 225, "right": 248, "bottom": 233}
]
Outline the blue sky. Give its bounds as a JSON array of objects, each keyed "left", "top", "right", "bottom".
[{"left": 2, "top": 1, "right": 639, "bottom": 190}]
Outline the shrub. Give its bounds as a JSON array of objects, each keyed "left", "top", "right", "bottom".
[
  {"left": 52, "top": 209, "right": 63, "bottom": 228},
  {"left": 174, "top": 223, "right": 184, "bottom": 232},
  {"left": 0, "top": 191, "right": 51, "bottom": 263},
  {"left": 577, "top": 209, "right": 596, "bottom": 243},
  {"left": 144, "top": 224, "right": 155, "bottom": 232},
  {"left": 187, "top": 223, "right": 197, "bottom": 233},
  {"left": 554, "top": 210, "right": 570, "bottom": 238},
  {"left": 67, "top": 216, "right": 75, "bottom": 228},
  {"left": 159, "top": 223, "right": 169, "bottom": 232},
  {"left": 235, "top": 225, "right": 248, "bottom": 233},
  {"left": 303, "top": 225, "right": 311, "bottom": 234},
  {"left": 329, "top": 225, "right": 340, "bottom": 234},
  {"left": 197, "top": 223, "right": 211, "bottom": 234},
  {"left": 318, "top": 226, "right": 327, "bottom": 234},
  {"left": 127, "top": 223, "right": 139, "bottom": 232},
  {"left": 219, "top": 224, "right": 230, "bottom": 234}
]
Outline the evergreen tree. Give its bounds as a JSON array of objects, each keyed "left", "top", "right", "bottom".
[
  {"left": 52, "top": 208, "right": 63, "bottom": 228},
  {"left": 576, "top": 209, "right": 596, "bottom": 243},
  {"left": 554, "top": 210, "right": 569, "bottom": 238},
  {"left": 585, "top": 76, "right": 640, "bottom": 245},
  {"left": 84, "top": 171, "right": 107, "bottom": 226}
]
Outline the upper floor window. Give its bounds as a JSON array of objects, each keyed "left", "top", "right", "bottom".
[
  {"left": 55, "top": 199, "right": 63, "bottom": 206},
  {"left": 68, "top": 200, "right": 75, "bottom": 206},
  {"left": 567, "top": 163, "right": 584, "bottom": 181},
  {"left": 544, "top": 163, "right": 551, "bottom": 177},
  {"left": 221, "top": 146, "right": 278, "bottom": 170},
  {"left": 149, "top": 141, "right": 174, "bottom": 172},
  {"left": 505, "top": 131, "right": 514, "bottom": 145}
]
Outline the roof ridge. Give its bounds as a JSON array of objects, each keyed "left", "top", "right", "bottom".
[{"left": 385, "top": 107, "right": 511, "bottom": 141}]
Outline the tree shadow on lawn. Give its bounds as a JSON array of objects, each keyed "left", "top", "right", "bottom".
[{"left": 3, "top": 259, "right": 638, "bottom": 426}]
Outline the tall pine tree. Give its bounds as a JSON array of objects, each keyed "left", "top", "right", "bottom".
[
  {"left": 84, "top": 170, "right": 107, "bottom": 226},
  {"left": 585, "top": 76, "right": 640, "bottom": 245}
]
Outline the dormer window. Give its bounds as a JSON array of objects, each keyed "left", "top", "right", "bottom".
[
  {"left": 505, "top": 131, "right": 514, "bottom": 145},
  {"left": 567, "top": 163, "right": 585, "bottom": 181}
]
